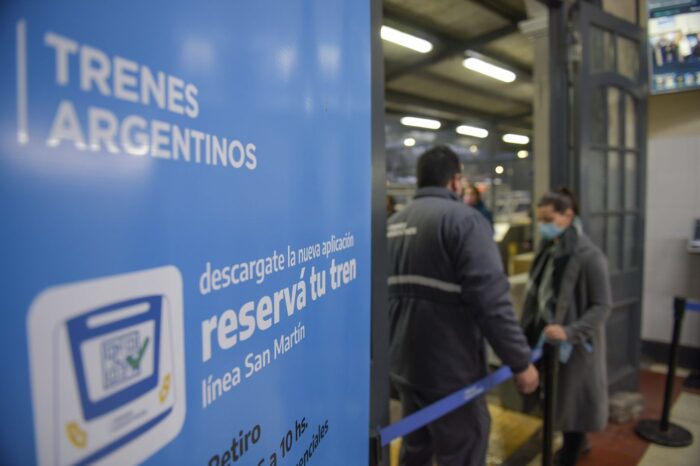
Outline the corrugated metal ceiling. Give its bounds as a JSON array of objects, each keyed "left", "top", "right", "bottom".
[{"left": 383, "top": 0, "right": 534, "bottom": 133}]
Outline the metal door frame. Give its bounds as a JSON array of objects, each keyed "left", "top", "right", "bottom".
[
  {"left": 370, "top": 0, "right": 389, "bottom": 463},
  {"left": 574, "top": 1, "right": 648, "bottom": 392}
]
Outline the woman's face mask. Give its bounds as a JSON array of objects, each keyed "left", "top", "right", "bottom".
[
  {"left": 539, "top": 222, "right": 565, "bottom": 240},
  {"left": 536, "top": 204, "right": 573, "bottom": 240}
]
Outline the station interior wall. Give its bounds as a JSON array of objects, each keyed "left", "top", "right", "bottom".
[{"left": 643, "top": 90, "right": 700, "bottom": 350}]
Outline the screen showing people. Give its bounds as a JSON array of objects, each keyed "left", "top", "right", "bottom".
[{"left": 649, "top": 1, "right": 700, "bottom": 93}]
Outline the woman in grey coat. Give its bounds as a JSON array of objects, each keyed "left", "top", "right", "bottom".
[{"left": 521, "top": 188, "right": 612, "bottom": 466}]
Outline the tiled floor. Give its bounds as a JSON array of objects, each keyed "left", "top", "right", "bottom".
[
  {"left": 388, "top": 401, "right": 542, "bottom": 466},
  {"left": 577, "top": 371, "right": 691, "bottom": 466},
  {"left": 638, "top": 392, "right": 700, "bottom": 466},
  {"left": 388, "top": 370, "right": 700, "bottom": 466},
  {"left": 487, "top": 405, "right": 542, "bottom": 465}
]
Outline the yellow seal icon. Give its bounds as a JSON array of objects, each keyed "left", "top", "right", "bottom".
[
  {"left": 159, "top": 373, "right": 171, "bottom": 403},
  {"left": 66, "top": 422, "right": 87, "bottom": 449}
]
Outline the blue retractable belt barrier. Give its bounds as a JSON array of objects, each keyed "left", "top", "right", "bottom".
[
  {"left": 379, "top": 348, "right": 543, "bottom": 447},
  {"left": 686, "top": 300, "right": 700, "bottom": 312}
]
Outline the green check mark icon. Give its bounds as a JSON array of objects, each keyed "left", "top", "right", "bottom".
[{"left": 126, "top": 337, "right": 150, "bottom": 370}]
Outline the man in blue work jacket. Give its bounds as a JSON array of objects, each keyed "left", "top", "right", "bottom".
[{"left": 388, "top": 145, "right": 539, "bottom": 466}]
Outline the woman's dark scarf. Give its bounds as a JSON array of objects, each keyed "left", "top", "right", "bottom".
[{"left": 521, "top": 221, "right": 581, "bottom": 347}]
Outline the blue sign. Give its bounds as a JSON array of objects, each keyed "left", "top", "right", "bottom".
[{"left": 0, "top": 1, "right": 372, "bottom": 465}]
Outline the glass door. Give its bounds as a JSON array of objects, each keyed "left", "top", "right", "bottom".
[{"left": 575, "top": 1, "right": 648, "bottom": 392}]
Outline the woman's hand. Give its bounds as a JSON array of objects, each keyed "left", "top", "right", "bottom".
[{"left": 544, "top": 324, "right": 567, "bottom": 341}]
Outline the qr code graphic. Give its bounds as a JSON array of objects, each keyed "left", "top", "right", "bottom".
[{"left": 101, "top": 330, "right": 141, "bottom": 390}]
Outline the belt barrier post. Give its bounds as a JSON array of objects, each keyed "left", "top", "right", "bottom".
[
  {"left": 370, "top": 427, "right": 383, "bottom": 466},
  {"left": 683, "top": 300, "right": 700, "bottom": 389},
  {"left": 542, "top": 341, "right": 559, "bottom": 466},
  {"left": 684, "top": 370, "right": 700, "bottom": 389},
  {"left": 635, "top": 297, "right": 694, "bottom": 447}
]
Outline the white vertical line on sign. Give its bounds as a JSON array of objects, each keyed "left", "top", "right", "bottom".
[{"left": 17, "top": 19, "right": 28, "bottom": 145}]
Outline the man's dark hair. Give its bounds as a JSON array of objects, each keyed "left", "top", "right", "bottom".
[{"left": 416, "top": 145, "right": 461, "bottom": 188}]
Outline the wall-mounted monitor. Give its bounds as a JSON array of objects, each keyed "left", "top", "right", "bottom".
[
  {"left": 649, "top": 0, "right": 700, "bottom": 94},
  {"left": 690, "top": 218, "right": 700, "bottom": 253}
]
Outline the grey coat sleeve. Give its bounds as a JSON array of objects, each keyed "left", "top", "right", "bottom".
[
  {"left": 564, "top": 251, "right": 612, "bottom": 344},
  {"left": 450, "top": 213, "right": 532, "bottom": 373}
]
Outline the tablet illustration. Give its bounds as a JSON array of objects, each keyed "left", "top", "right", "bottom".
[{"left": 28, "top": 266, "right": 186, "bottom": 466}]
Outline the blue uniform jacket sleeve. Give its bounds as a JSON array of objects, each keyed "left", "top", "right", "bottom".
[{"left": 449, "top": 212, "right": 532, "bottom": 373}]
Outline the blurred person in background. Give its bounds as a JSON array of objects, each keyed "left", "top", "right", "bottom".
[
  {"left": 388, "top": 145, "right": 538, "bottom": 466},
  {"left": 692, "top": 33, "right": 700, "bottom": 58},
  {"left": 521, "top": 188, "right": 612, "bottom": 466},
  {"left": 464, "top": 185, "right": 493, "bottom": 228},
  {"left": 387, "top": 194, "right": 397, "bottom": 218},
  {"left": 677, "top": 31, "right": 692, "bottom": 61}
]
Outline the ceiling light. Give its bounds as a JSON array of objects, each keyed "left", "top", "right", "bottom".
[
  {"left": 456, "top": 125, "right": 489, "bottom": 139},
  {"left": 403, "top": 137, "right": 416, "bottom": 147},
  {"left": 495, "top": 165, "right": 505, "bottom": 175},
  {"left": 400, "top": 116, "right": 441, "bottom": 130},
  {"left": 463, "top": 57, "right": 516, "bottom": 83},
  {"left": 381, "top": 26, "right": 433, "bottom": 53},
  {"left": 469, "top": 145, "right": 478, "bottom": 154},
  {"left": 502, "top": 133, "right": 530, "bottom": 145},
  {"left": 517, "top": 150, "right": 529, "bottom": 159}
]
